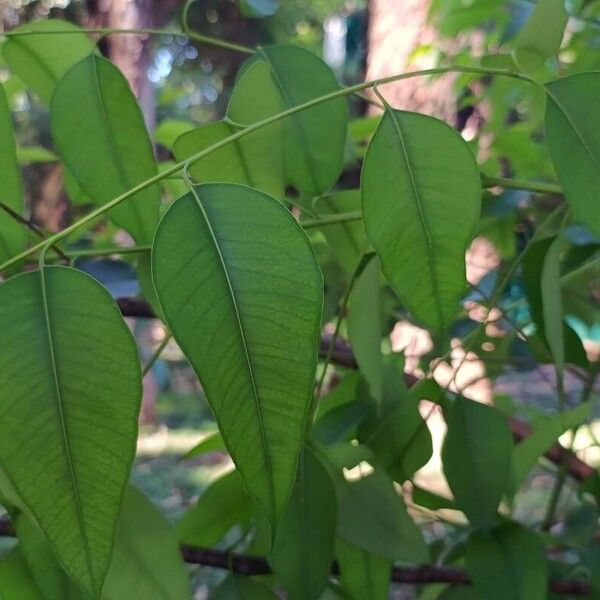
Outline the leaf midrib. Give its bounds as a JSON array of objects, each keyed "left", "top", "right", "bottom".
[
  {"left": 385, "top": 110, "right": 446, "bottom": 330},
  {"left": 260, "top": 50, "right": 320, "bottom": 195},
  {"left": 38, "top": 266, "right": 97, "bottom": 593},
  {"left": 89, "top": 56, "right": 148, "bottom": 242},
  {"left": 187, "top": 188, "right": 276, "bottom": 520}
]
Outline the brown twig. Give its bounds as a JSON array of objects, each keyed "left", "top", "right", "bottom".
[{"left": 0, "top": 518, "right": 588, "bottom": 595}]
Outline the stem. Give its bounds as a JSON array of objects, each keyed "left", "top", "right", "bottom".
[
  {"left": 142, "top": 334, "right": 171, "bottom": 377},
  {"left": 2, "top": 27, "right": 255, "bottom": 55},
  {"left": 301, "top": 210, "right": 362, "bottom": 229},
  {"left": 64, "top": 244, "right": 151, "bottom": 260},
  {"left": 481, "top": 175, "right": 563, "bottom": 195},
  {"left": 0, "top": 64, "right": 538, "bottom": 274},
  {"left": 0, "top": 200, "right": 69, "bottom": 263}
]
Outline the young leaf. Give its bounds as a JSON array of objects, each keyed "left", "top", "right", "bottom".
[
  {"left": 177, "top": 470, "right": 252, "bottom": 547},
  {"left": 0, "top": 82, "right": 26, "bottom": 266},
  {"left": 181, "top": 429, "right": 225, "bottom": 461},
  {"left": 2, "top": 20, "right": 94, "bottom": 105},
  {"left": 348, "top": 257, "right": 383, "bottom": 402},
  {"left": 153, "top": 183, "right": 322, "bottom": 536},
  {"left": 212, "top": 574, "right": 278, "bottom": 599},
  {"left": 103, "top": 487, "right": 191, "bottom": 600},
  {"left": 0, "top": 266, "right": 141, "bottom": 598},
  {"left": 466, "top": 523, "right": 548, "bottom": 600},
  {"left": 270, "top": 447, "right": 337, "bottom": 600},
  {"left": 336, "top": 469, "right": 429, "bottom": 562},
  {"left": 442, "top": 397, "right": 512, "bottom": 530},
  {"left": 51, "top": 54, "right": 160, "bottom": 244},
  {"left": 514, "top": 0, "right": 567, "bottom": 74},
  {"left": 362, "top": 109, "right": 480, "bottom": 331},
  {"left": 173, "top": 120, "right": 284, "bottom": 198},
  {"left": 336, "top": 540, "right": 391, "bottom": 600},
  {"left": 545, "top": 73, "right": 600, "bottom": 238},
  {"left": 235, "top": 46, "right": 348, "bottom": 196}
]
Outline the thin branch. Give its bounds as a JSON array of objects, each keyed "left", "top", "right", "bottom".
[{"left": 0, "top": 518, "right": 589, "bottom": 595}]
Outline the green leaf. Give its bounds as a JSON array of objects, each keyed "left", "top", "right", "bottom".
[
  {"left": 236, "top": 46, "right": 348, "bottom": 196},
  {"left": 545, "top": 73, "right": 600, "bottom": 238},
  {"left": 0, "top": 548, "right": 45, "bottom": 600},
  {"left": 153, "top": 183, "right": 322, "bottom": 536},
  {"left": 16, "top": 146, "right": 58, "bottom": 165},
  {"left": 177, "top": 470, "right": 252, "bottom": 547},
  {"left": 348, "top": 257, "right": 383, "bottom": 402},
  {"left": 315, "top": 190, "right": 368, "bottom": 276},
  {"left": 514, "top": 0, "right": 567, "bottom": 74},
  {"left": 0, "top": 266, "right": 141, "bottom": 597},
  {"left": 336, "top": 540, "right": 390, "bottom": 600},
  {"left": 336, "top": 469, "right": 429, "bottom": 562},
  {"left": 512, "top": 402, "right": 590, "bottom": 491},
  {"left": 359, "top": 387, "right": 432, "bottom": 483},
  {"left": 103, "top": 487, "right": 191, "bottom": 600},
  {"left": 174, "top": 121, "right": 283, "bottom": 198},
  {"left": 362, "top": 109, "right": 480, "bottom": 331},
  {"left": 212, "top": 574, "right": 278, "bottom": 599},
  {"left": 2, "top": 20, "right": 94, "bottom": 105},
  {"left": 270, "top": 447, "right": 336, "bottom": 600},
  {"left": 442, "top": 397, "right": 512, "bottom": 530},
  {"left": 154, "top": 119, "right": 194, "bottom": 151},
  {"left": 51, "top": 54, "right": 160, "bottom": 244},
  {"left": 240, "top": 0, "right": 279, "bottom": 18},
  {"left": 181, "top": 429, "right": 225, "bottom": 461},
  {"left": 0, "top": 82, "right": 26, "bottom": 267},
  {"left": 541, "top": 236, "right": 565, "bottom": 375},
  {"left": 14, "top": 515, "right": 79, "bottom": 600},
  {"left": 465, "top": 523, "right": 548, "bottom": 600}
]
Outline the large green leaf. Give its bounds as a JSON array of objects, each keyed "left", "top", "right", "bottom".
[
  {"left": 235, "top": 46, "right": 348, "bottom": 196},
  {"left": 270, "top": 446, "right": 336, "bottom": 600},
  {"left": 545, "top": 73, "right": 600, "bottom": 238},
  {"left": 177, "top": 470, "right": 252, "bottom": 547},
  {"left": 153, "top": 183, "right": 322, "bottom": 535},
  {"left": 336, "top": 540, "right": 390, "bottom": 600},
  {"left": 51, "top": 54, "right": 160, "bottom": 244},
  {"left": 0, "top": 82, "right": 25, "bottom": 266},
  {"left": 442, "top": 397, "right": 512, "bottom": 530},
  {"left": 173, "top": 120, "right": 283, "bottom": 198},
  {"left": 0, "top": 266, "right": 141, "bottom": 598},
  {"left": 2, "top": 20, "right": 94, "bottom": 105},
  {"left": 362, "top": 109, "right": 480, "bottom": 331},
  {"left": 514, "top": 0, "right": 567, "bottom": 74},
  {"left": 336, "top": 469, "right": 429, "bottom": 562},
  {"left": 465, "top": 523, "right": 548, "bottom": 600},
  {"left": 103, "top": 487, "right": 191, "bottom": 600}
]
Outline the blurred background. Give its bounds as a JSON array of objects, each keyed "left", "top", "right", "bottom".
[{"left": 1, "top": 0, "right": 599, "bottom": 597}]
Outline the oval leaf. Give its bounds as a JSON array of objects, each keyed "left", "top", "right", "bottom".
[
  {"left": 362, "top": 109, "right": 481, "bottom": 331},
  {"left": 0, "top": 82, "right": 26, "bottom": 266},
  {"left": 235, "top": 46, "right": 348, "bottom": 196},
  {"left": 2, "top": 20, "right": 94, "bottom": 105},
  {"left": 442, "top": 397, "right": 512, "bottom": 530},
  {"left": 270, "top": 446, "right": 337, "bottom": 600},
  {"left": 152, "top": 183, "right": 322, "bottom": 535},
  {"left": 514, "top": 0, "right": 567, "bottom": 74},
  {"left": 0, "top": 266, "right": 141, "bottom": 597},
  {"left": 51, "top": 54, "right": 160, "bottom": 244},
  {"left": 545, "top": 73, "right": 600, "bottom": 238},
  {"left": 336, "top": 540, "right": 390, "bottom": 600}
]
